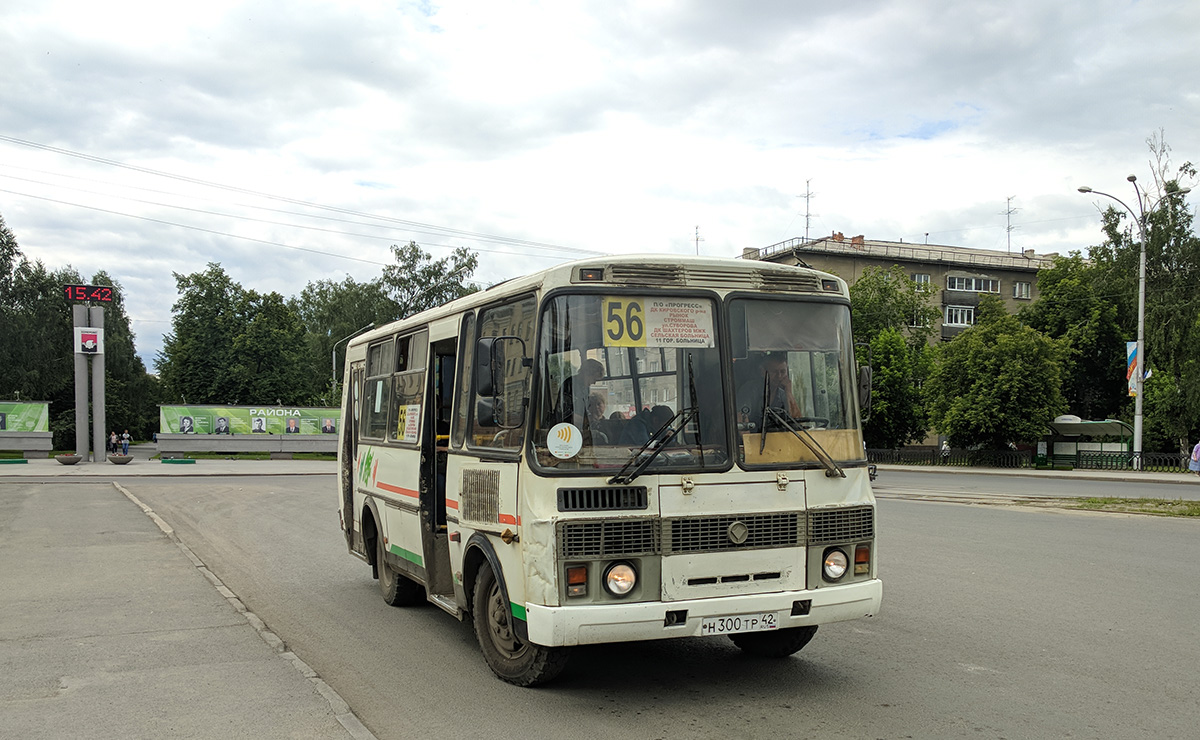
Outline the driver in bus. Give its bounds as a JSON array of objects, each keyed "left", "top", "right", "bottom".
[
  {"left": 736, "top": 352, "right": 801, "bottom": 428},
  {"left": 557, "top": 358, "right": 606, "bottom": 429}
]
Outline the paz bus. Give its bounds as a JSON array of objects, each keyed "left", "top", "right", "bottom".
[{"left": 336, "top": 254, "right": 882, "bottom": 686}]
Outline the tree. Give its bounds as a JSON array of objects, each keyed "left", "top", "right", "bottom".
[
  {"left": 925, "top": 297, "right": 1067, "bottom": 448},
  {"left": 157, "top": 263, "right": 243, "bottom": 404},
  {"left": 1018, "top": 253, "right": 1126, "bottom": 421},
  {"left": 227, "top": 290, "right": 307, "bottom": 405},
  {"left": 380, "top": 241, "right": 479, "bottom": 320},
  {"left": 863, "top": 327, "right": 927, "bottom": 449},
  {"left": 1085, "top": 133, "right": 1200, "bottom": 452},
  {"left": 849, "top": 264, "right": 939, "bottom": 349},
  {"left": 291, "top": 276, "right": 393, "bottom": 402},
  {"left": 849, "top": 265, "right": 938, "bottom": 448}
]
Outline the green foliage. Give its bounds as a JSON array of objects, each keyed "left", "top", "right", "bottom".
[
  {"left": 849, "top": 264, "right": 939, "bottom": 349},
  {"left": 863, "top": 327, "right": 927, "bottom": 449},
  {"left": 380, "top": 241, "right": 479, "bottom": 318},
  {"left": 0, "top": 217, "right": 159, "bottom": 447},
  {"left": 1084, "top": 136, "right": 1200, "bottom": 449},
  {"left": 925, "top": 312, "right": 1067, "bottom": 448},
  {"left": 1018, "top": 253, "right": 1126, "bottom": 421}
]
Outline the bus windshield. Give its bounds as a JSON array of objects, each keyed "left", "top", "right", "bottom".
[
  {"left": 729, "top": 297, "right": 865, "bottom": 467},
  {"left": 532, "top": 294, "right": 729, "bottom": 474}
]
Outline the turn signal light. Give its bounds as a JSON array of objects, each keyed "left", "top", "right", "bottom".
[
  {"left": 567, "top": 565, "right": 587, "bottom": 597},
  {"left": 854, "top": 545, "right": 870, "bottom": 575}
]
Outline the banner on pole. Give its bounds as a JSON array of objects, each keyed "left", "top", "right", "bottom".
[{"left": 1126, "top": 341, "right": 1138, "bottom": 397}]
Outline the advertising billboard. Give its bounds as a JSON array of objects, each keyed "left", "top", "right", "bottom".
[{"left": 159, "top": 406, "right": 340, "bottom": 435}]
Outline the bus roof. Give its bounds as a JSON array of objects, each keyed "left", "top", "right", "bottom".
[{"left": 351, "top": 253, "right": 845, "bottom": 347}]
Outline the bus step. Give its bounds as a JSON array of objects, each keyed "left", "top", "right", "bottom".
[{"left": 427, "top": 593, "right": 461, "bottom": 618}]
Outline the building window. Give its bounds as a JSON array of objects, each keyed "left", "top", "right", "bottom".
[
  {"left": 944, "top": 306, "right": 975, "bottom": 326},
  {"left": 946, "top": 276, "right": 1000, "bottom": 293},
  {"left": 913, "top": 273, "right": 931, "bottom": 285},
  {"left": 1014, "top": 281, "right": 1031, "bottom": 299}
]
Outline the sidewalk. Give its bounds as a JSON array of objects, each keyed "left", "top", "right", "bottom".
[
  {"left": 0, "top": 443, "right": 336, "bottom": 478},
  {"left": 0, "top": 469, "right": 367, "bottom": 739}
]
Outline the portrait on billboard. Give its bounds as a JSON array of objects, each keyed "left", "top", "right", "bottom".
[
  {"left": 214, "top": 416, "right": 231, "bottom": 434},
  {"left": 179, "top": 416, "right": 194, "bottom": 434},
  {"left": 251, "top": 416, "right": 267, "bottom": 433},
  {"left": 321, "top": 418, "right": 336, "bottom": 434},
  {"left": 0, "top": 412, "right": 6, "bottom": 430},
  {"left": 285, "top": 418, "right": 300, "bottom": 434}
]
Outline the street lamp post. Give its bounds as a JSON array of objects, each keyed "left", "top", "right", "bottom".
[
  {"left": 332, "top": 322, "right": 375, "bottom": 397},
  {"left": 1077, "top": 177, "right": 1191, "bottom": 470}
]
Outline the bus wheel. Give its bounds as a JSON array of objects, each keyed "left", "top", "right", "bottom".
[
  {"left": 729, "top": 625, "right": 818, "bottom": 657},
  {"left": 377, "top": 535, "right": 425, "bottom": 607},
  {"left": 472, "top": 561, "right": 569, "bottom": 686}
]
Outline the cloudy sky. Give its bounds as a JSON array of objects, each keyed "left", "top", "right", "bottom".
[{"left": 2, "top": 0, "right": 1198, "bottom": 367}]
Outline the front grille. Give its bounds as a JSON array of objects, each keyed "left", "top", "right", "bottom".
[
  {"left": 558, "top": 519, "right": 660, "bottom": 558},
  {"left": 558, "top": 486, "right": 648, "bottom": 512},
  {"left": 665, "top": 512, "right": 803, "bottom": 554},
  {"left": 808, "top": 506, "right": 874, "bottom": 544}
]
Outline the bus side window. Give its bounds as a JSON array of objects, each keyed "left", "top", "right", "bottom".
[
  {"left": 452, "top": 313, "right": 476, "bottom": 448},
  {"left": 470, "top": 296, "right": 535, "bottom": 450}
]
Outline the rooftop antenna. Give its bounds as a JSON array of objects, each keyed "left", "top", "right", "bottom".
[
  {"left": 800, "top": 179, "right": 816, "bottom": 243},
  {"left": 694, "top": 225, "right": 704, "bottom": 255},
  {"left": 1002, "top": 196, "right": 1020, "bottom": 253}
]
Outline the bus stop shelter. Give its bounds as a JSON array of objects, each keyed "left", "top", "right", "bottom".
[{"left": 1045, "top": 415, "right": 1132, "bottom": 467}]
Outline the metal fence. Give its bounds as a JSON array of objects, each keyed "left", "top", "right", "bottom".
[
  {"left": 1076, "top": 451, "right": 1189, "bottom": 473},
  {"left": 867, "top": 448, "right": 1033, "bottom": 469},
  {"left": 869, "top": 448, "right": 1191, "bottom": 473}
]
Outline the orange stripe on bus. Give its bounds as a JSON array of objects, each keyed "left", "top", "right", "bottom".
[
  {"left": 377, "top": 481, "right": 419, "bottom": 498},
  {"left": 498, "top": 514, "right": 517, "bottom": 525},
  {"left": 446, "top": 499, "right": 459, "bottom": 510}
]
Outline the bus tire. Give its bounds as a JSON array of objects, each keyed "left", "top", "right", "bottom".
[
  {"left": 377, "top": 534, "right": 425, "bottom": 607},
  {"left": 729, "top": 625, "right": 818, "bottom": 657},
  {"left": 472, "top": 561, "right": 569, "bottom": 686}
]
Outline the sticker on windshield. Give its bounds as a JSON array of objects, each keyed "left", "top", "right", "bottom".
[
  {"left": 547, "top": 423, "right": 583, "bottom": 459},
  {"left": 603, "top": 297, "right": 713, "bottom": 348}
]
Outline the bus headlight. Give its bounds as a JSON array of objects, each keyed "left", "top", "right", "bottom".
[
  {"left": 822, "top": 549, "right": 848, "bottom": 581},
  {"left": 603, "top": 562, "right": 637, "bottom": 596}
]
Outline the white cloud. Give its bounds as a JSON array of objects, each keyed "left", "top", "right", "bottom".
[{"left": 1, "top": 0, "right": 1199, "bottom": 366}]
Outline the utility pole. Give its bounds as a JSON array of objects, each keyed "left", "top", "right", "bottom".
[{"left": 1002, "top": 196, "right": 1019, "bottom": 253}]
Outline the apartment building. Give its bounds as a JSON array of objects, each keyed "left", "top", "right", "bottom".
[{"left": 742, "top": 233, "right": 1057, "bottom": 341}]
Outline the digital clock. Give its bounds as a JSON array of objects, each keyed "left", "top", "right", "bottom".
[{"left": 63, "top": 285, "right": 116, "bottom": 303}]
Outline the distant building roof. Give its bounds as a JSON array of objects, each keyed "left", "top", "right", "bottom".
[{"left": 744, "top": 234, "right": 1059, "bottom": 272}]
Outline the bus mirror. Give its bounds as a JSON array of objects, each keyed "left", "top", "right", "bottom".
[
  {"left": 858, "top": 365, "right": 872, "bottom": 412},
  {"left": 476, "top": 337, "right": 504, "bottom": 397}
]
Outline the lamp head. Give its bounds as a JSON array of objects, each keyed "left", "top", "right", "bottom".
[
  {"left": 1127, "top": 174, "right": 1138, "bottom": 183},
  {"left": 1077, "top": 186, "right": 1093, "bottom": 193}
]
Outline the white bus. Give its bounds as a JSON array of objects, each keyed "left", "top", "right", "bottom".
[{"left": 337, "top": 254, "right": 882, "bottom": 685}]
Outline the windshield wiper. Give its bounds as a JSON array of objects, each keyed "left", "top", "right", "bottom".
[
  {"left": 761, "top": 405, "right": 846, "bottom": 478},
  {"left": 607, "top": 407, "right": 697, "bottom": 485}
]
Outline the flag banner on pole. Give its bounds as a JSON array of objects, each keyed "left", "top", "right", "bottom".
[{"left": 1126, "top": 341, "right": 1138, "bottom": 397}]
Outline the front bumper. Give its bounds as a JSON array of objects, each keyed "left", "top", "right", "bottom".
[{"left": 524, "top": 578, "right": 882, "bottom": 647}]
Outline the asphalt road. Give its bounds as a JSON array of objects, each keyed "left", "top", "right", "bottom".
[{"left": 124, "top": 474, "right": 1200, "bottom": 740}]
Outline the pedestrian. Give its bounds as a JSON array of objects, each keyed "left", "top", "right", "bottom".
[
  {"left": 121, "top": 430, "right": 131, "bottom": 455},
  {"left": 109, "top": 431, "right": 118, "bottom": 455},
  {"left": 1189, "top": 439, "right": 1200, "bottom": 477}
]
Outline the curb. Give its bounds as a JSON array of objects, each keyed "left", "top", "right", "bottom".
[{"left": 112, "top": 482, "right": 376, "bottom": 740}]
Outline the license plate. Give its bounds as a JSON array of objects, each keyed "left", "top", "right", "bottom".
[{"left": 699, "top": 612, "right": 778, "bottom": 636}]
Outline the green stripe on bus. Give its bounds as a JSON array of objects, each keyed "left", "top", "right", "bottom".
[
  {"left": 510, "top": 602, "right": 526, "bottom": 621},
  {"left": 389, "top": 543, "right": 424, "bottom": 567}
]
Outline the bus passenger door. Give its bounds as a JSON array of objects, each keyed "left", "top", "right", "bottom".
[
  {"left": 344, "top": 361, "right": 366, "bottom": 556},
  {"left": 421, "top": 340, "right": 457, "bottom": 600}
]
